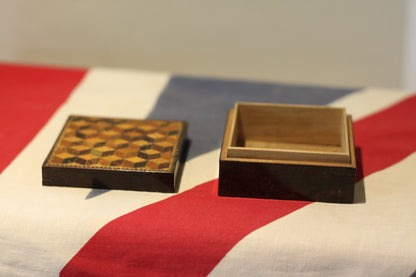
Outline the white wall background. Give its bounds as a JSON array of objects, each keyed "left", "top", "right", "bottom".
[
  {"left": 0, "top": 0, "right": 414, "bottom": 89},
  {"left": 402, "top": 0, "right": 416, "bottom": 90}
]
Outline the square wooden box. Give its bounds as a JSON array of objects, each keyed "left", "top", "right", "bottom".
[
  {"left": 42, "top": 115, "right": 187, "bottom": 193},
  {"left": 218, "top": 103, "right": 357, "bottom": 203}
]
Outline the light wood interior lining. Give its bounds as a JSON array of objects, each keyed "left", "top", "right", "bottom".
[{"left": 226, "top": 103, "right": 350, "bottom": 164}]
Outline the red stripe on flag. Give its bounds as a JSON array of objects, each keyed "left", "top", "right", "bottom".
[
  {"left": 0, "top": 63, "right": 86, "bottom": 173},
  {"left": 61, "top": 95, "right": 416, "bottom": 276},
  {"left": 61, "top": 180, "right": 310, "bottom": 276},
  {"left": 354, "top": 94, "right": 416, "bottom": 180}
]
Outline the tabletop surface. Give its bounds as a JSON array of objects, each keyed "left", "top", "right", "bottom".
[{"left": 1, "top": 62, "right": 415, "bottom": 276}]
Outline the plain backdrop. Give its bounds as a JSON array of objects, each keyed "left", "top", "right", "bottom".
[{"left": 0, "top": 0, "right": 415, "bottom": 89}]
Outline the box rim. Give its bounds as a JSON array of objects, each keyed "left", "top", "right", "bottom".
[{"left": 220, "top": 107, "right": 356, "bottom": 168}]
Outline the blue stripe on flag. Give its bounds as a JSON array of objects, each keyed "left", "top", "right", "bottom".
[{"left": 147, "top": 76, "right": 359, "bottom": 160}]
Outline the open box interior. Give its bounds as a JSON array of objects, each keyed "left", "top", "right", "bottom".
[{"left": 227, "top": 103, "right": 351, "bottom": 164}]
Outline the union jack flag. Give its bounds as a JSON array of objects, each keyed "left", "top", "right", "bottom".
[{"left": 1, "top": 63, "right": 415, "bottom": 276}]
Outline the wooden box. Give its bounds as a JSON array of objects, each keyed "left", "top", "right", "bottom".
[
  {"left": 218, "top": 103, "right": 357, "bottom": 203},
  {"left": 42, "top": 116, "right": 187, "bottom": 192}
]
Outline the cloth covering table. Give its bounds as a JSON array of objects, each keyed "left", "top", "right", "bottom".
[{"left": 0, "top": 62, "right": 415, "bottom": 276}]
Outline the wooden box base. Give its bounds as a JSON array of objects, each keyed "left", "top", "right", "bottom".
[
  {"left": 42, "top": 116, "right": 187, "bottom": 192},
  {"left": 218, "top": 103, "right": 357, "bottom": 203}
]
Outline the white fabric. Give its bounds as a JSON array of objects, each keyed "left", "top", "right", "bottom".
[{"left": 328, "top": 86, "right": 411, "bottom": 120}]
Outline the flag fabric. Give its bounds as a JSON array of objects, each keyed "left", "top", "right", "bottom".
[{"left": 0, "top": 62, "right": 415, "bottom": 276}]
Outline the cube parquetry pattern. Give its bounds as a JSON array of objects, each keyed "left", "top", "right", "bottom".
[{"left": 45, "top": 116, "right": 185, "bottom": 172}]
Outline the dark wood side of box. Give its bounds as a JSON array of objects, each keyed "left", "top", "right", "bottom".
[
  {"left": 42, "top": 166, "right": 176, "bottom": 192},
  {"left": 218, "top": 160, "right": 356, "bottom": 203}
]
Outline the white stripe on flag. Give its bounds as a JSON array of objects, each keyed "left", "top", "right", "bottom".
[
  {"left": 178, "top": 148, "right": 221, "bottom": 193},
  {"left": 328, "top": 86, "right": 410, "bottom": 120},
  {"left": 66, "top": 67, "right": 171, "bottom": 118}
]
